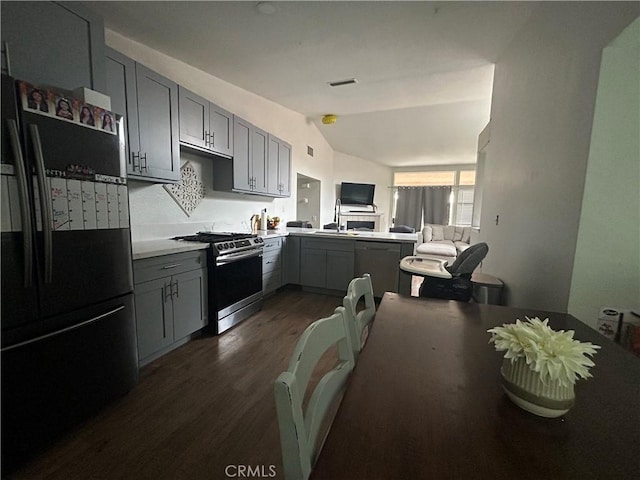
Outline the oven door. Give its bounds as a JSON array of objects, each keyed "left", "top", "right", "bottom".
[{"left": 213, "top": 250, "right": 262, "bottom": 318}]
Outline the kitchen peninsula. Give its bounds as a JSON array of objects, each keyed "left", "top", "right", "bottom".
[{"left": 132, "top": 227, "right": 416, "bottom": 295}]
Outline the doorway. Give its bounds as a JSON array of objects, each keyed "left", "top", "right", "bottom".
[{"left": 296, "top": 174, "right": 321, "bottom": 228}]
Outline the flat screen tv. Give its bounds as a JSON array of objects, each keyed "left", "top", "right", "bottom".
[{"left": 340, "top": 182, "right": 375, "bottom": 205}]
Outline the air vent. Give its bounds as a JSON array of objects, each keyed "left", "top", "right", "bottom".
[
  {"left": 328, "top": 78, "right": 357, "bottom": 87},
  {"left": 307, "top": 146, "right": 314, "bottom": 157}
]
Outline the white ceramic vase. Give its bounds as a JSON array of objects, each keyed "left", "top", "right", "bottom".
[{"left": 500, "top": 357, "right": 575, "bottom": 418}]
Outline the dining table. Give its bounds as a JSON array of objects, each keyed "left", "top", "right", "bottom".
[{"left": 311, "top": 293, "right": 640, "bottom": 480}]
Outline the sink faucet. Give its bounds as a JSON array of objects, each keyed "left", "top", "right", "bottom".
[{"left": 334, "top": 198, "right": 341, "bottom": 231}]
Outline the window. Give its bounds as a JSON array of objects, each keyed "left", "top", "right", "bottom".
[
  {"left": 392, "top": 168, "right": 476, "bottom": 227},
  {"left": 394, "top": 171, "right": 455, "bottom": 186},
  {"left": 452, "top": 187, "right": 474, "bottom": 226}
]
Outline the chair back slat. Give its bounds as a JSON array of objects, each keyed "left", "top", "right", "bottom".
[
  {"left": 274, "top": 307, "right": 355, "bottom": 480},
  {"left": 343, "top": 273, "right": 376, "bottom": 358}
]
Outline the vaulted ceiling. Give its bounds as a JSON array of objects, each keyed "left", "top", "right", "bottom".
[{"left": 81, "top": 1, "right": 538, "bottom": 167}]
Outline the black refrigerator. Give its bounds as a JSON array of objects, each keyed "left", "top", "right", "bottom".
[{"left": 1, "top": 75, "right": 138, "bottom": 473}]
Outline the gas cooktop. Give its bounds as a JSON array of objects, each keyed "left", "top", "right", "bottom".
[
  {"left": 173, "top": 232, "right": 257, "bottom": 242},
  {"left": 173, "top": 232, "right": 263, "bottom": 256}
]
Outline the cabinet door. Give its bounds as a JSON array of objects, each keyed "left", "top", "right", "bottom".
[
  {"left": 267, "top": 135, "right": 280, "bottom": 196},
  {"left": 282, "top": 236, "right": 300, "bottom": 285},
  {"left": 300, "top": 249, "right": 326, "bottom": 288},
  {"left": 252, "top": 126, "right": 269, "bottom": 193},
  {"left": 278, "top": 140, "right": 292, "bottom": 197},
  {"left": 134, "top": 277, "right": 173, "bottom": 360},
  {"left": 178, "top": 86, "right": 208, "bottom": 150},
  {"left": 232, "top": 116, "right": 252, "bottom": 192},
  {"left": 326, "top": 250, "right": 355, "bottom": 291},
  {"left": 172, "top": 269, "right": 208, "bottom": 340},
  {"left": 209, "top": 104, "right": 233, "bottom": 157},
  {"left": 135, "top": 64, "right": 180, "bottom": 182},
  {"left": 267, "top": 135, "right": 292, "bottom": 197},
  {"left": 105, "top": 48, "right": 138, "bottom": 167},
  {"left": 1, "top": 1, "right": 105, "bottom": 91}
]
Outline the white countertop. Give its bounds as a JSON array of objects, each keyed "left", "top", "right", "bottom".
[
  {"left": 282, "top": 227, "right": 417, "bottom": 243},
  {"left": 132, "top": 239, "right": 209, "bottom": 260},
  {"left": 132, "top": 228, "right": 417, "bottom": 260}
]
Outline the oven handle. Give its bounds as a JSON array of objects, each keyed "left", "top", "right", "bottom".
[{"left": 216, "top": 249, "right": 263, "bottom": 265}]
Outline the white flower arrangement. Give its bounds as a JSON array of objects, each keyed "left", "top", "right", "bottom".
[{"left": 488, "top": 317, "right": 600, "bottom": 387}]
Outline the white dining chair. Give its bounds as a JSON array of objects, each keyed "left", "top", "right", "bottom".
[
  {"left": 274, "top": 307, "right": 355, "bottom": 480},
  {"left": 342, "top": 273, "right": 376, "bottom": 358}
]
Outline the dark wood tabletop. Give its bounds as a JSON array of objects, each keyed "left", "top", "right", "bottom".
[{"left": 311, "top": 293, "right": 640, "bottom": 480}]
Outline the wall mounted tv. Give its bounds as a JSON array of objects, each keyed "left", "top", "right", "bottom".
[{"left": 339, "top": 182, "right": 375, "bottom": 205}]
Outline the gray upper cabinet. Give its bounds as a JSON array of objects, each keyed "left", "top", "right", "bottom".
[
  {"left": 105, "top": 48, "right": 137, "bottom": 163},
  {"left": 252, "top": 125, "right": 268, "bottom": 194},
  {"left": 232, "top": 116, "right": 268, "bottom": 194},
  {"left": 135, "top": 64, "right": 180, "bottom": 182},
  {"left": 1, "top": 1, "right": 105, "bottom": 91},
  {"left": 104, "top": 49, "right": 180, "bottom": 183},
  {"left": 178, "top": 86, "right": 233, "bottom": 157},
  {"left": 267, "top": 134, "right": 292, "bottom": 197}
]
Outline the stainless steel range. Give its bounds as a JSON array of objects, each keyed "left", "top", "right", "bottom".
[{"left": 174, "top": 232, "right": 264, "bottom": 334}]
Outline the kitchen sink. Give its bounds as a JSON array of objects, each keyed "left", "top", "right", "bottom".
[{"left": 314, "top": 230, "right": 360, "bottom": 236}]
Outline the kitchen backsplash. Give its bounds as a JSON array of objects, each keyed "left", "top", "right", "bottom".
[{"left": 129, "top": 151, "right": 293, "bottom": 241}]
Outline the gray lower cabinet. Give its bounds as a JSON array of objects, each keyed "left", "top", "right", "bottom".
[
  {"left": 133, "top": 250, "right": 208, "bottom": 364},
  {"left": 300, "top": 238, "right": 354, "bottom": 292},
  {"left": 1, "top": 1, "right": 105, "bottom": 91},
  {"left": 262, "top": 237, "right": 283, "bottom": 295},
  {"left": 178, "top": 86, "right": 233, "bottom": 157},
  {"left": 104, "top": 49, "right": 180, "bottom": 183},
  {"left": 282, "top": 236, "right": 300, "bottom": 285}
]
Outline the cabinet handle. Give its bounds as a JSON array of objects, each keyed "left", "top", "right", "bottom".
[
  {"left": 164, "top": 283, "right": 173, "bottom": 302},
  {"left": 30, "top": 125, "right": 53, "bottom": 284},
  {"left": 210, "top": 131, "right": 215, "bottom": 147},
  {"left": 204, "top": 131, "right": 209, "bottom": 146},
  {"left": 140, "top": 153, "right": 148, "bottom": 173},
  {"left": 132, "top": 152, "right": 140, "bottom": 172},
  {"left": 3, "top": 41, "right": 11, "bottom": 76},
  {"left": 172, "top": 280, "right": 179, "bottom": 298},
  {"left": 161, "top": 263, "right": 182, "bottom": 270}
]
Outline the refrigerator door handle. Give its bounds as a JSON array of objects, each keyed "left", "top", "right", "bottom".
[
  {"left": 0, "top": 305, "right": 126, "bottom": 352},
  {"left": 29, "top": 124, "right": 53, "bottom": 283},
  {"left": 6, "top": 119, "right": 34, "bottom": 287}
]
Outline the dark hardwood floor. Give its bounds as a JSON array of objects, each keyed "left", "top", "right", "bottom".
[{"left": 7, "top": 288, "right": 345, "bottom": 480}]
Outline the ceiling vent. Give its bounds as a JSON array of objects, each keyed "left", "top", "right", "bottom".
[{"left": 328, "top": 78, "right": 357, "bottom": 87}]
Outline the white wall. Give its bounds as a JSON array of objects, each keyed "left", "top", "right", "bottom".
[
  {"left": 106, "top": 30, "right": 340, "bottom": 239},
  {"left": 332, "top": 152, "right": 393, "bottom": 230},
  {"left": 568, "top": 18, "right": 640, "bottom": 329},
  {"left": 478, "top": 2, "right": 638, "bottom": 313}
]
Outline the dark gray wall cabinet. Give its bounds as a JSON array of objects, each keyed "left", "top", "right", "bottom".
[
  {"left": 104, "top": 49, "right": 180, "bottom": 183},
  {"left": 1, "top": 1, "right": 105, "bottom": 91},
  {"left": 133, "top": 251, "right": 208, "bottom": 365},
  {"left": 178, "top": 86, "right": 233, "bottom": 157},
  {"left": 213, "top": 116, "right": 291, "bottom": 198},
  {"left": 231, "top": 116, "right": 269, "bottom": 194},
  {"left": 267, "top": 134, "right": 291, "bottom": 197}
]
